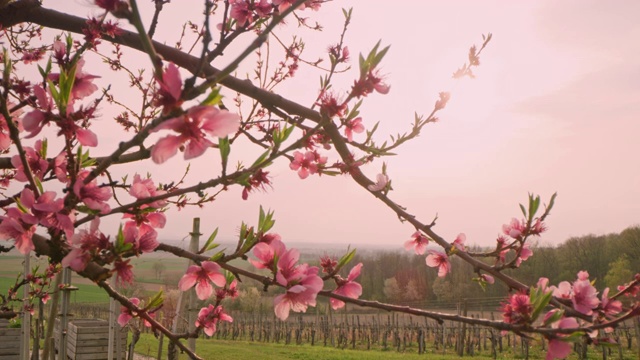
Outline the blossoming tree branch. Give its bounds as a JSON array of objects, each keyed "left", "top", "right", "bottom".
[{"left": 0, "top": 1, "right": 638, "bottom": 359}]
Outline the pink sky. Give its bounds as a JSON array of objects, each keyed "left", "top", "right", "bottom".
[{"left": 43, "top": 1, "right": 640, "bottom": 248}]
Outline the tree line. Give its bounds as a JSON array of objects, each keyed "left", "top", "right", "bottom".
[{"left": 347, "top": 226, "right": 640, "bottom": 308}]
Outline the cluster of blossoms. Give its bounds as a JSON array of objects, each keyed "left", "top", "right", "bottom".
[
  {"left": 288, "top": 41, "right": 390, "bottom": 181},
  {"left": 500, "top": 273, "right": 626, "bottom": 360},
  {"left": 228, "top": 0, "right": 322, "bottom": 28},
  {"left": 404, "top": 231, "right": 467, "bottom": 278},
  {"left": 250, "top": 233, "right": 363, "bottom": 319},
  {"left": 119, "top": 262, "right": 238, "bottom": 335},
  {"left": 62, "top": 174, "right": 167, "bottom": 284},
  {"left": 151, "top": 63, "right": 241, "bottom": 164},
  {"left": 289, "top": 150, "right": 327, "bottom": 179},
  {"left": 494, "top": 217, "right": 546, "bottom": 267}
]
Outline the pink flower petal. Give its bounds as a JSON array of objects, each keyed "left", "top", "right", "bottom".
[{"left": 152, "top": 135, "right": 183, "bottom": 163}]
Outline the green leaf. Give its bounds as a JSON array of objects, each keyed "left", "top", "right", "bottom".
[
  {"left": 337, "top": 247, "right": 356, "bottom": 270},
  {"left": 529, "top": 194, "right": 541, "bottom": 219},
  {"left": 251, "top": 149, "right": 271, "bottom": 168},
  {"left": 371, "top": 44, "right": 390, "bottom": 69},
  {"left": 3, "top": 49, "right": 12, "bottom": 84},
  {"left": 519, "top": 204, "right": 527, "bottom": 218},
  {"left": 358, "top": 54, "right": 366, "bottom": 76},
  {"left": 147, "top": 290, "right": 164, "bottom": 309},
  {"left": 542, "top": 309, "right": 564, "bottom": 327},
  {"left": 530, "top": 289, "right": 552, "bottom": 322},
  {"left": 219, "top": 137, "right": 230, "bottom": 166},
  {"left": 200, "top": 228, "right": 219, "bottom": 253},
  {"left": 224, "top": 271, "right": 235, "bottom": 285},
  {"left": 258, "top": 206, "right": 266, "bottom": 230},
  {"left": 200, "top": 87, "right": 222, "bottom": 106},
  {"left": 34, "top": 177, "right": 44, "bottom": 195},
  {"left": 46, "top": 79, "right": 61, "bottom": 106},
  {"left": 210, "top": 251, "right": 224, "bottom": 262},
  {"left": 547, "top": 192, "right": 558, "bottom": 212}
]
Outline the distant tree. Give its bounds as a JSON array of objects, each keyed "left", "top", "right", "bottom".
[
  {"left": 383, "top": 277, "right": 402, "bottom": 302},
  {"left": 618, "top": 227, "right": 640, "bottom": 272},
  {"left": 152, "top": 262, "right": 167, "bottom": 280},
  {"left": 605, "top": 256, "right": 634, "bottom": 291}
]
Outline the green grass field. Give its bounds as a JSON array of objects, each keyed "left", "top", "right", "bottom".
[
  {"left": 135, "top": 334, "right": 474, "bottom": 360},
  {"left": 0, "top": 276, "right": 110, "bottom": 303},
  {"left": 133, "top": 333, "right": 638, "bottom": 360}
]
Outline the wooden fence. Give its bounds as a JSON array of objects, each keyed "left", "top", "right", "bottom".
[{"left": 63, "top": 303, "right": 639, "bottom": 359}]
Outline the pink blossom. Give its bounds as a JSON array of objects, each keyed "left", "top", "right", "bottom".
[
  {"left": 344, "top": 117, "right": 364, "bottom": 142},
  {"left": 537, "top": 277, "right": 550, "bottom": 293},
  {"left": 155, "top": 62, "right": 183, "bottom": 112},
  {"left": 0, "top": 207, "right": 38, "bottom": 254},
  {"left": 273, "top": 248, "right": 323, "bottom": 320},
  {"left": 577, "top": 270, "right": 589, "bottom": 281},
  {"left": 52, "top": 152, "right": 68, "bottom": 182},
  {"left": 117, "top": 297, "right": 140, "bottom": 327},
  {"left": 0, "top": 101, "right": 22, "bottom": 151},
  {"left": 123, "top": 222, "right": 159, "bottom": 253},
  {"left": 304, "top": 0, "right": 322, "bottom": 11},
  {"left": 196, "top": 305, "right": 233, "bottom": 336},
  {"left": 113, "top": 259, "right": 134, "bottom": 285},
  {"left": 515, "top": 243, "right": 533, "bottom": 267},
  {"left": 73, "top": 171, "right": 112, "bottom": 214},
  {"left": 22, "top": 86, "right": 54, "bottom": 139},
  {"left": 96, "top": 0, "right": 128, "bottom": 12},
  {"left": 122, "top": 211, "right": 166, "bottom": 231},
  {"left": 20, "top": 188, "right": 74, "bottom": 239},
  {"left": 151, "top": 106, "right": 240, "bottom": 163},
  {"left": 21, "top": 49, "right": 45, "bottom": 64},
  {"left": 230, "top": 0, "right": 255, "bottom": 27},
  {"left": 254, "top": 0, "right": 272, "bottom": 17},
  {"left": 501, "top": 292, "right": 532, "bottom": 325},
  {"left": 11, "top": 142, "right": 49, "bottom": 182},
  {"left": 178, "top": 261, "right": 226, "bottom": 300},
  {"left": 330, "top": 263, "right": 363, "bottom": 310},
  {"left": 600, "top": 288, "right": 622, "bottom": 317},
  {"left": 426, "top": 249, "right": 450, "bottom": 277},
  {"left": 479, "top": 274, "right": 495, "bottom": 284},
  {"left": 552, "top": 281, "right": 572, "bottom": 299},
  {"left": 242, "top": 169, "right": 272, "bottom": 200},
  {"left": 62, "top": 248, "right": 90, "bottom": 272},
  {"left": 249, "top": 239, "right": 286, "bottom": 270},
  {"left": 503, "top": 218, "right": 526, "bottom": 238},
  {"left": 572, "top": 276, "right": 599, "bottom": 315},
  {"left": 452, "top": 233, "right": 466, "bottom": 251},
  {"left": 532, "top": 219, "right": 547, "bottom": 235},
  {"left": 545, "top": 317, "right": 579, "bottom": 360},
  {"left": 49, "top": 59, "right": 99, "bottom": 103},
  {"left": 546, "top": 338, "right": 573, "bottom": 360},
  {"left": 317, "top": 92, "right": 347, "bottom": 118},
  {"left": 404, "top": 231, "right": 429, "bottom": 255},
  {"left": 320, "top": 255, "right": 338, "bottom": 274},
  {"left": 289, "top": 150, "right": 326, "bottom": 179},
  {"left": 62, "top": 218, "right": 108, "bottom": 271},
  {"left": 368, "top": 173, "right": 389, "bottom": 192},
  {"left": 216, "top": 279, "right": 239, "bottom": 301},
  {"left": 272, "top": 0, "right": 304, "bottom": 13},
  {"left": 129, "top": 174, "right": 167, "bottom": 208},
  {"left": 351, "top": 71, "right": 390, "bottom": 98}
]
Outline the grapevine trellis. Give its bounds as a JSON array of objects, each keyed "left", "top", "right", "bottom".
[{"left": 65, "top": 303, "right": 639, "bottom": 360}]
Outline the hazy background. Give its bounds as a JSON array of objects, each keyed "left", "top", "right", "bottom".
[{"left": 38, "top": 0, "right": 640, "bottom": 250}]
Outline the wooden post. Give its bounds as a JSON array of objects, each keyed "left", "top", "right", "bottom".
[
  {"left": 169, "top": 218, "right": 201, "bottom": 360},
  {"left": 187, "top": 218, "right": 201, "bottom": 352},
  {"left": 59, "top": 268, "right": 74, "bottom": 360},
  {"left": 41, "top": 272, "right": 62, "bottom": 360},
  {"left": 108, "top": 272, "right": 120, "bottom": 360},
  {"left": 21, "top": 252, "right": 31, "bottom": 360}
]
